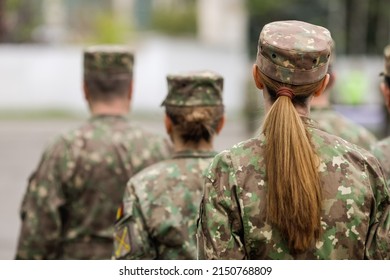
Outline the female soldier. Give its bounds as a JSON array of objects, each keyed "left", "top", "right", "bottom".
[
  {"left": 197, "top": 21, "right": 389, "bottom": 259},
  {"left": 113, "top": 71, "right": 225, "bottom": 259}
]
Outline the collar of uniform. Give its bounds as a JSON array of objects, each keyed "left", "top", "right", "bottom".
[
  {"left": 89, "top": 114, "right": 128, "bottom": 121},
  {"left": 301, "top": 115, "right": 318, "bottom": 129},
  {"left": 310, "top": 106, "right": 332, "bottom": 113},
  {"left": 172, "top": 149, "right": 218, "bottom": 159}
]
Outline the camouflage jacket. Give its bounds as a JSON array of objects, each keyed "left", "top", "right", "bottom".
[
  {"left": 310, "top": 107, "right": 376, "bottom": 150},
  {"left": 198, "top": 119, "right": 390, "bottom": 260},
  {"left": 15, "top": 115, "right": 172, "bottom": 259},
  {"left": 371, "top": 137, "right": 390, "bottom": 183},
  {"left": 113, "top": 149, "right": 217, "bottom": 260}
]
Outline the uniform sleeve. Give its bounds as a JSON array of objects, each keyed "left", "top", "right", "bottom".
[
  {"left": 197, "top": 151, "right": 246, "bottom": 260},
  {"left": 364, "top": 157, "right": 390, "bottom": 260},
  {"left": 113, "top": 180, "right": 156, "bottom": 260},
  {"left": 370, "top": 141, "right": 390, "bottom": 183},
  {"left": 15, "top": 139, "right": 67, "bottom": 259}
]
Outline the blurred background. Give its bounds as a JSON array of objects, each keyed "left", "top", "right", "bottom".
[{"left": 0, "top": 0, "right": 389, "bottom": 259}]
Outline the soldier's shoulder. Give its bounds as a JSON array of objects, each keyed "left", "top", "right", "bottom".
[
  {"left": 314, "top": 127, "right": 382, "bottom": 169},
  {"left": 371, "top": 136, "right": 390, "bottom": 164},
  {"left": 206, "top": 137, "right": 264, "bottom": 178},
  {"left": 371, "top": 136, "right": 390, "bottom": 152},
  {"left": 131, "top": 159, "right": 175, "bottom": 183},
  {"left": 125, "top": 122, "right": 170, "bottom": 145}
]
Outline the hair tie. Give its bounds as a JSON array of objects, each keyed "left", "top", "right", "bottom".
[{"left": 276, "top": 87, "right": 294, "bottom": 99}]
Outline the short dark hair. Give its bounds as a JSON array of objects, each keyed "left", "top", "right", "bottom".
[{"left": 84, "top": 73, "right": 132, "bottom": 101}]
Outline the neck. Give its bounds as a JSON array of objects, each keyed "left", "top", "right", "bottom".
[
  {"left": 295, "top": 104, "right": 311, "bottom": 117},
  {"left": 171, "top": 136, "right": 214, "bottom": 153},
  {"left": 311, "top": 90, "right": 330, "bottom": 109},
  {"left": 89, "top": 99, "right": 130, "bottom": 116}
]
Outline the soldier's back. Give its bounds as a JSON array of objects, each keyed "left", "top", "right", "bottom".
[
  {"left": 114, "top": 150, "right": 216, "bottom": 260},
  {"left": 16, "top": 115, "right": 171, "bottom": 259},
  {"left": 199, "top": 119, "right": 388, "bottom": 259}
]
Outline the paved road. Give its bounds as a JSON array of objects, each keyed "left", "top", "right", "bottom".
[{"left": 0, "top": 117, "right": 249, "bottom": 259}]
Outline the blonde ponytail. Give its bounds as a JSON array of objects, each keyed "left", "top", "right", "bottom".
[{"left": 261, "top": 73, "right": 323, "bottom": 252}]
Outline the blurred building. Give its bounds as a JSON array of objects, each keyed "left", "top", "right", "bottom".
[{"left": 197, "top": 0, "right": 247, "bottom": 51}]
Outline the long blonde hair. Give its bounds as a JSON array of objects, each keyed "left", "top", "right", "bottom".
[{"left": 261, "top": 72, "right": 325, "bottom": 253}]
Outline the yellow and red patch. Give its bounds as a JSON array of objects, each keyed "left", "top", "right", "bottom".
[{"left": 116, "top": 203, "right": 124, "bottom": 221}]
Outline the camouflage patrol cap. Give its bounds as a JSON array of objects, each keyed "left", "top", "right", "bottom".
[
  {"left": 83, "top": 45, "right": 134, "bottom": 78},
  {"left": 380, "top": 44, "right": 390, "bottom": 77},
  {"left": 161, "top": 71, "right": 223, "bottom": 107},
  {"left": 256, "top": 20, "right": 332, "bottom": 85}
]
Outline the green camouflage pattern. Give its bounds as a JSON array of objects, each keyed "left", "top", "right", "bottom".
[
  {"left": 16, "top": 115, "right": 172, "bottom": 259},
  {"left": 84, "top": 45, "right": 134, "bottom": 77},
  {"left": 256, "top": 20, "right": 332, "bottom": 85},
  {"left": 198, "top": 118, "right": 390, "bottom": 259},
  {"left": 161, "top": 71, "right": 223, "bottom": 107},
  {"left": 113, "top": 150, "right": 217, "bottom": 260},
  {"left": 371, "top": 137, "right": 390, "bottom": 184},
  {"left": 310, "top": 107, "right": 376, "bottom": 150},
  {"left": 382, "top": 44, "right": 390, "bottom": 77}
]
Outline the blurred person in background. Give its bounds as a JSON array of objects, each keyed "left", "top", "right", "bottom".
[
  {"left": 113, "top": 71, "right": 225, "bottom": 260},
  {"left": 15, "top": 46, "right": 172, "bottom": 259},
  {"left": 371, "top": 45, "right": 390, "bottom": 180},
  {"left": 197, "top": 20, "right": 390, "bottom": 259},
  {"left": 310, "top": 43, "right": 377, "bottom": 150}
]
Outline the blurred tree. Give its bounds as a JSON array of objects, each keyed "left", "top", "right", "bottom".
[
  {"left": 90, "top": 12, "right": 130, "bottom": 44},
  {"left": 151, "top": 0, "right": 197, "bottom": 36},
  {"left": 3, "top": 0, "right": 42, "bottom": 42},
  {"left": 246, "top": 0, "right": 390, "bottom": 56},
  {"left": 246, "top": 0, "right": 328, "bottom": 59},
  {"left": 347, "top": 0, "right": 369, "bottom": 54},
  {"left": 372, "top": 0, "right": 390, "bottom": 53},
  {"left": 0, "top": 0, "right": 5, "bottom": 42},
  {"left": 65, "top": 0, "right": 134, "bottom": 44}
]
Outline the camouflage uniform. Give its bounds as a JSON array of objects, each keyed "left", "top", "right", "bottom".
[
  {"left": 15, "top": 46, "right": 172, "bottom": 260},
  {"left": 197, "top": 21, "right": 390, "bottom": 260},
  {"left": 371, "top": 45, "right": 390, "bottom": 180},
  {"left": 113, "top": 71, "right": 223, "bottom": 260},
  {"left": 310, "top": 107, "right": 376, "bottom": 150}
]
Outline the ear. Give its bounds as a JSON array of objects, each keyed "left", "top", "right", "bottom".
[
  {"left": 164, "top": 114, "right": 173, "bottom": 135},
  {"left": 83, "top": 82, "right": 90, "bottom": 101},
  {"left": 380, "top": 82, "right": 390, "bottom": 109},
  {"left": 314, "top": 74, "right": 330, "bottom": 97},
  {"left": 216, "top": 115, "right": 225, "bottom": 134},
  {"left": 252, "top": 64, "right": 264, "bottom": 90},
  {"left": 127, "top": 80, "right": 133, "bottom": 101},
  {"left": 326, "top": 72, "right": 336, "bottom": 90}
]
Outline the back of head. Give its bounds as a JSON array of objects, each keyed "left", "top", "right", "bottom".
[
  {"left": 381, "top": 44, "right": 390, "bottom": 88},
  {"left": 256, "top": 20, "right": 332, "bottom": 253},
  {"left": 84, "top": 45, "right": 134, "bottom": 101},
  {"left": 162, "top": 71, "right": 224, "bottom": 143}
]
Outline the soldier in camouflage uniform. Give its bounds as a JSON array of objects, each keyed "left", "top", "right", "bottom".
[
  {"left": 310, "top": 47, "right": 376, "bottom": 149},
  {"left": 371, "top": 45, "right": 390, "bottom": 180},
  {"left": 113, "top": 71, "right": 225, "bottom": 260},
  {"left": 15, "top": 46, "right": 172, "bottom": 259},
  {"left": 197, "top": 21, "right": 390, "bottom": 260}
]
